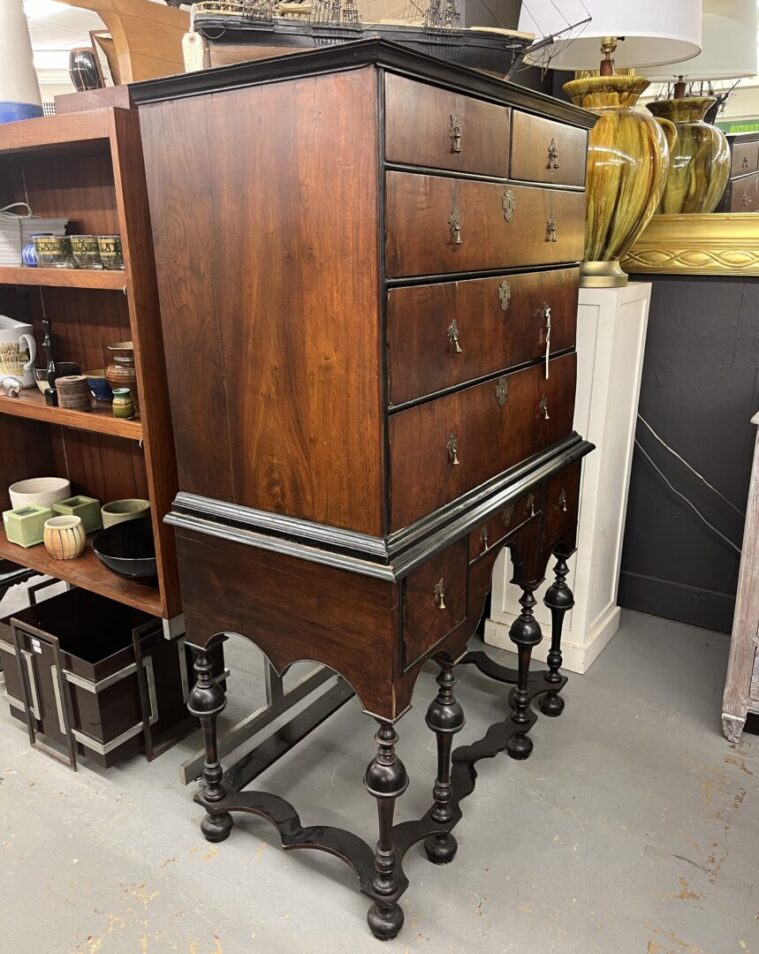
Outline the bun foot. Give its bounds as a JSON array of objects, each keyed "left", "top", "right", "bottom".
[
  {"left": 506, "top": 732, "right": 533, "bottom": 760},
  {"left": 367, "top": 900, "right": 404, "bottom": 940},
  {"left": 539, "top": 691, "right": 565, "bottom": 717},
  {"left": 201, "top": 810, "right": 233, "bottom": 843},
  {"left": 424, "top": 832, "right": 458, "bottom": 865}
]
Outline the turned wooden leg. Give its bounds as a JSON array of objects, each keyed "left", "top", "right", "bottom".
[
  {"left": 364, "top": 721, "right": 408, "bottom": 941},
  {"left": 506, "top": 585, "right": 542, "bottom": 760},
  {"left": 188, "top": 648, "right": 233, "bottom": 843},
  {"left": 424, "top": 661, "right": 465, "bottom": 865},
  {"left": 541, "top": 554, "right": 574, "bottom": 717}
]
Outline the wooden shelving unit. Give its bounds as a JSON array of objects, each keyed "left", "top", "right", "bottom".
[{"left": 0, "top": 107, "right": 181, "bottom": 624}]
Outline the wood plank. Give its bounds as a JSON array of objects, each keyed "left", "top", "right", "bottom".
[
  {"left": 0, "top": 110, "right": 110, "bottom": 155},
  {"left": 0, "top": 388, "right": 142, "bottom": 440},
  {"left": 0, "top": 526, "right": 162, "bottom": 617},
  {"left": 0, "top": 267, "right": 125, "bottom": 290}
]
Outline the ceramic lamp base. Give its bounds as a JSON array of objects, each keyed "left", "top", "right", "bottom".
[{"left": 579, "top": 260, "right": 629, "bottom": 288}]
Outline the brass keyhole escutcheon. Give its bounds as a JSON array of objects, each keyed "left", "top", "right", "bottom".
[
  {"left": 559, "top": 489, "right": 568, "bottom": 512},
  {"left": 449, "top": 114, "right": 462, "bottom": 153},
  {"left": 498, "top": 280, "right": 511, "bottom": 312},
  {"left": 449, "top": 207, "right": 462, "bottom": 246},
  {"left": 447, "top": 319, "right": 463, "bottom": 353},
  {"left": 433, "top": 578, "right": 446, "bottom": 610},
  {"left": 502, "top": 189, "right": 516, "bottom": 223},
  {"left": 547, "top": 137, "right": 559, "bottom": 170},
  {"left": 495, "top": 376, "right": 508, "bottom": 407},
  {"left": 546, "top": 215, "right": 557, "bottom": 243},
  {"left": 502, "top": 504, "right": 515, "bottom": 526},
  {"left": 539, "top": 395, "right": 550, "bottom": 420},
  {"left": 447, "top": 432, "right": 460, "bottom": 466}
]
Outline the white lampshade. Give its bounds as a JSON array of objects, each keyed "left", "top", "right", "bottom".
[
  {"left": 518, "top": 0, "right": 702, "bottom": 70},
  {"left": 645, "top": 0, "right": 757, "bottom": 81}
]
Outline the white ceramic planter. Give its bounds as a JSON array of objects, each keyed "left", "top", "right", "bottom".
[{"left": 0, "top": 0, "right": 43, "bottom": 124}]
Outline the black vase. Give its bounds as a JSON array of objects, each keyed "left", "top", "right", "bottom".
[{"left": 68, "top": 48, "right": 102, "bottom": 92}]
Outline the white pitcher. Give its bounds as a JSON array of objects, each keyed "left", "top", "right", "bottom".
[{"left": 0, "top": 316, "right": 37, "bottom": 388}]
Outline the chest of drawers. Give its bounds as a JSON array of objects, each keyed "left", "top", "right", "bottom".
[
  {"left": 134, "top": 39, "right": 594, "bottom": 941},
  {"left": 716, "top": 132, "right": 759, "bottom": 212}
]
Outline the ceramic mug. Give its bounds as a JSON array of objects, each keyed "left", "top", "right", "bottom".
[
  {"left": 43, "top": 515, "right": 86, "bottom": 560},
  {"left": 0, "top": 315, "right": 37, "bottom": 388}
]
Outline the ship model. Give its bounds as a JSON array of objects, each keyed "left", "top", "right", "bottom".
[{"left": 191, "top": 0, "right": 537, "bottom": 75}]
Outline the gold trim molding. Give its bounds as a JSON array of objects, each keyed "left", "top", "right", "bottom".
[{"left": 623, "top": 213, "right": 759, "bottom": 277}]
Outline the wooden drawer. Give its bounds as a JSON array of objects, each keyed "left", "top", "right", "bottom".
[
  {"left": 389, "top": 351, "right": 577, "bottom": 530},
  {"left": 542, "top": 460, "right": 581, "bottom": 551},
  {"left": 384, "top": 72, "right": 510, "bottom": 177},
  {"left": 468, "top": 488, "right": 540, "bottom": 561},
  {"left": 386, "top": 172, "right": 585, "bottom": 277},
  {"left": 387, "top": 266, "right": 579, "bottom": 405},
  {"left": 510, "top": 111, "right": 587, "bottom": 187},
  {"left": 403, "top": 537, "right": 468, "bottom": 669},
  {"left": 731, "top": 140, "right": 759, "bottom": 177},
  {"left": 729, "top": 173, "right": 759, "bottom": 212}
]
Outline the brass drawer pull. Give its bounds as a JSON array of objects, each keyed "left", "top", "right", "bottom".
[
  {"left": 480, "top": 525, "right": 489, "bottom": 551},
  {"left": 502, "top": 189, "right": 515, "bottom": 223},
  {"left": 559, "top": 489, "right": 568, "bottom": 512},
  {"left": 447, "top": 432, "right": 460, "bottom": 466},
  {"left": 541, "top": 303, "right": 552, "bottom": 379},
  {"left": 433, "top": 578, "right": 447, "bottom": 610},
  {"left": 546, "top": 214, "right": 557, "bottom": 243},
  {"left": 498, "top": 280, "right": 511, "bottom": 312},
  {"left": 447, "top": 319, "right": 463, "bottom": 353},
  {"left": 527, "top": 493, "right": 536, "bottom": 517},
  {"left": 495, "top": 376, "right": 508, "bottom": 407},
  {"left": 742, "top": 154, "right": 750, "bottom": 169},
  {"left": 539, "top": 395, "right": 550, "bottom": 420},
  {"left": 547, "top": 137, "right": 559, "bottom": 170},
  {"left": 449, "top": 207, "right": 462, "bottom": 246},
  {"left": 449, "top": 114, "right": 462, "bottom": 153}
]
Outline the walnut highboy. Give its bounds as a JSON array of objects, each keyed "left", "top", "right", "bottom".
[{"left": 133, "top": 40, "right": 595, "bottom": 940}]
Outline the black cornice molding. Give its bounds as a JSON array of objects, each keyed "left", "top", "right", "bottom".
[{"left": 130, "top": 38, "right": 596, "bottom": 129}]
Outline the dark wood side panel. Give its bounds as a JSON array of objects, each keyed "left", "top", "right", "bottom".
[
  {"left": 386, "top": 172, "right": 585, "bottom": 277},
  {"left": 387, "top": 266, "right": 578, "bottom": 405},
  {"left": 384, "top": 71, "right": 510, "bottom": 177},
  {"left": 175, "top": 528, "right": 400, "bottom": 719},
  {"left": 510, "top": 111, "right": 587, "bottom": 187},
  {"left": 141, "top": 67, "right": 384, "bottom": 536},
  {"left": 389, "top": 352, "right": 577, "bottom": 530}
]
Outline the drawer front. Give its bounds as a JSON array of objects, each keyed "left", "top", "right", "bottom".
[
  {"left": 542, "top": 460, "right": 581, "bottom": 551},
  {"left": 387, "top": 266, "right": 579, "bottom": 405},
  {"left": 510, "top": 111, "right": 587, "bottom": 187},
  {"left": 729, "top": 173, "right": 759, "bottom": 212},
  {"left": 386, "top": 172, "right": 585, "bottom": 277},
  {"left": 384, "top": 72, "right": 510, "bottom": 177},
  {"left": 731, "top": 140, "right": 759, "bottom": 177},
  {"left": 468, "top": 488, "right": 540, "bottom": 561},
  {"left": 390, "top": 351, "right": 577, "bottom": 530},
  {"left": 403, "top": 537, "right": 468, "bottom": 669}
]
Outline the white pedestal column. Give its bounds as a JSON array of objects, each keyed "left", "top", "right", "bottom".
[{"left": 484, "top": 282, "right": 652, "bottom": 673}]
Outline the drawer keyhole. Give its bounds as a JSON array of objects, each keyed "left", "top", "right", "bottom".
[
  {"left": 447, "top": 432, "right": 460, "bottom": 466},
  {"left": 495, "top": 376, "right": 508, "bottom": 407},
  {"left": 547, "top": 137, "right": 560, "bottom": 170},
  {"left": 502, "top": 504, "right": 515, "bottom": 526},
  {"left": 447, "top": 319, "right": 463, "bottom": 353},
  {"left": 449, "top": 207, "right": 462, "bottom": 246},
  {"left": 449, "top": 114, "right": 462, "bottom": 153},
  {"left": 539, "top": 395, "right": 550, "bottom": 420},
  {"left": 433, "top": 578, "right": 447, "bottom": 610},
  {"left": 502, "top": 190, "right": 516, "bottom": 223},
  {"left": 559, "top": 489, "right": 568, "bottom": 512}
]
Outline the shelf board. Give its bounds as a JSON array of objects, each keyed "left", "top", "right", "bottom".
[
  {"left": 0, "top": 527, "right": 163, "bottom": 617},
  {"left": 0, "top": 110, "right": 111, "bottom": 156},
  {"left": 0, "top": 266, "right": 126, "bottom": 290},
  {"left": 0, "top": 389, "right": 142, "bottom": 441}
]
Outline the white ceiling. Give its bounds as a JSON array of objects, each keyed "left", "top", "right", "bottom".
[{"left": 24, "top": 1, "right": 104, "bottom": 78}]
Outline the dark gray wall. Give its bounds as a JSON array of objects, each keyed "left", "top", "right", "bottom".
[{"left": 619, "top": 275, "right": 759, "bottom": 633}]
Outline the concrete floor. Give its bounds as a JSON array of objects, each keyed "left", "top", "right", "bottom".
[{"left": 0, "top": 592, "right": 757, "bottom": 954}]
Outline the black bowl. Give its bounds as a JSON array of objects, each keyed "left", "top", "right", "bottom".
[{"left": 92, "top": 517, "right": 157, "bottom": 583}]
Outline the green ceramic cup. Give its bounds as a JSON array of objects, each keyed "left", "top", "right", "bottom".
[{"left": 101, "top": 498, "right": 150, "bottom": 529}]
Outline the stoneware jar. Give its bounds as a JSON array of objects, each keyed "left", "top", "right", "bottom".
[
  {"left": 563, "top": 75, "right": 675, "bottom": 288},
  {"left": 111, "top": 387, "right": 134, "bottom": 419},
  {"left": 43, "top": 514, "right": 86, "bottom": 560},
  {"left": 105, "top": 341, "right": 138, "bottom": 411},
  {"left": 647, "top": 97, "right": 730, "bottom": 214}
]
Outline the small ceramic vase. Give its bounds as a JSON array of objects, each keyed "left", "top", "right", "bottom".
[
  {"left": 43, "top": 515, "right": 86, "bottom": 560},
  {"left": 21, "top": 240, "right": 38, "bottom": 267},
  {"left": 112, "top": 387, "right": 134, "bottom": 419},
  {"left": 68, "top": 48, "right": 101, "bottom": 92},
  {"left": 647, "top": 97, "right": 731, "bottom": 214},
  {"left": 105, "top": 341, "right": 138, "bottom": 411}
]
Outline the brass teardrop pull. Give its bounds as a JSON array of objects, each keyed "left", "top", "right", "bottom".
[
  {"left": 559, "top": 489, "right": 568, "bottom": 512},
  {"left": 433, "top": 578, "right": 446, "bottom": 610},
  {"left": 527, "top": 493, "right": 536, "bottom": 517},
  {"left": 539, "top": 395, "right": 550, "bottom": 420},
  {"left": 547, "top": 137, "right": 559, "bottom": 170},
  {"left": 449, "top": 207, "right": 462, "bottom": 246},
  {"left": 449, "top": 114, "right": 462, "bottom": 153},
  {"left": 498, "top": 280, "right": 511, "bottom": 312},
  {"left": 546, "top": 215, "right": 557, "bottom": 243},
  {"left": 480, "top": 525, "right": 489, "bottom": 551},
  {"left": 447, "top": 319, "right": 463, "bottom": 353},
  {"left": 447, "top": 432, "right": 460, "bottom": 466},
  {"left": 502, "top": 190, "right": 515, "bottom": 223}
]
